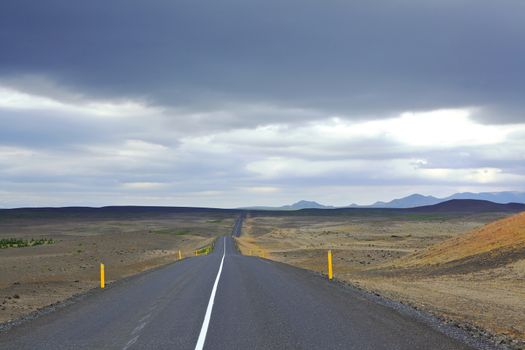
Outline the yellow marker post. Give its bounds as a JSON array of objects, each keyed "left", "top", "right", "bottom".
[
  {"left": 100, "top": 263, "right": 105, "bottom": 289},
  {"left": 178, "top": 250, "right": 182, "bottom": 260},
  {"left": 327, "top": 250, "right": 333, "bottom": 280}
]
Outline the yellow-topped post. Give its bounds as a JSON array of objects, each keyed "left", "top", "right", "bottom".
[
  {"left": 327, "top": 250, "right": 333, "bottom": 280},
  {"left": 100, "top": 263, "right": 105, "bottom": 288},
  {"left": 178, "top": 250, "right": 182, "bottom": 260}
]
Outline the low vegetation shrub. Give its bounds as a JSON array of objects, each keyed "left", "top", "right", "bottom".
[
  {"left": 195, "top": 239, "right": 216, "bottom": 255},
  {"left": 0, "top": 238, "right": 55, "bottom": 249},
  {"left": 195, "top": 246, "right": 212, "bottom": 255}
]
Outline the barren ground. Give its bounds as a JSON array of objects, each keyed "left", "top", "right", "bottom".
[
  {"left": 236, "top": 212, "right": 525, "bottom": 349},
  {"left": 0, "top": 212, "right": 235, "bottom": 323}
]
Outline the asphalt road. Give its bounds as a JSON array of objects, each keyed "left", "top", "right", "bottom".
[
  {"left": 231, "top": 212, "right": 244, "bottom": 237},
  {"left": 0, "top": 219, "right": 484, "bottom": 349}
]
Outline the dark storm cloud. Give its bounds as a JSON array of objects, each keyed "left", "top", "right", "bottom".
[{"left": 1, "top": 0, "right": 524, "bottom": 121}]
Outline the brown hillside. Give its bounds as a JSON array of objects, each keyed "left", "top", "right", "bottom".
[{"left": 395, "top": 211, "right": 525, "bottom": 268}]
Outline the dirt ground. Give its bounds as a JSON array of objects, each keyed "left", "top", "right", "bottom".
[
  {"left": 236, "top": 212, "right": 525, "bottom": 349},
  {"left": 0, "top": 212, "right": 235, "bottom": 323}
]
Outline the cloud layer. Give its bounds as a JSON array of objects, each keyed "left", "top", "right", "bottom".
[{"left": 0, "top": 1, "right": 524, "bottom": 207}]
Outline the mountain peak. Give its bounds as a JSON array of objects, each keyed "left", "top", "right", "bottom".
[
  {"left": 284, "top": 200, "right": 333, "bottom": 210},
  {"left": 405, "top": 193, "right": 434, "bottom": 199},
  {"left": 293, "top": 200, "right": 320, "bottom": 205},
  {"left": 369, "top": 194, "right": 441, "bottom": 208}
]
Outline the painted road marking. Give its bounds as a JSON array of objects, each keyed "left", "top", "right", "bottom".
[
  {"left": 122, "top": 335, "right": 139, "bottom": 350},
  {"left": 138, "top": 313, "right": 152, "bottom": 324},
  {"left": 195, "top": 237, "right": 226, "bottom": 350},
  {"left": 132, "top": 321, "right": 147, "bottom": 335}
]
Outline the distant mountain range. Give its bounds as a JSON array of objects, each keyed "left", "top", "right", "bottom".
[
  {"left": 242, "top": 191, "right": 525, "bottom": 210},
  {"left": 367, "top": 191, "right": 525, "bottom": 208},
  {"left": 2, "top": 198, "right": 524, "bottom": 217}
]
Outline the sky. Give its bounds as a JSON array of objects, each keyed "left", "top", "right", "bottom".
[{"left": 0, "top": 0, "right": 524, "bottom": 208}]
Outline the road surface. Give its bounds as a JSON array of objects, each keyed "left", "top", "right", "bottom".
[
  {"left": 231, "top": 213, "right": 244, "bottom": 237},
  {"left": 0, "top": 220, "right": 484, "bottom": 349}
]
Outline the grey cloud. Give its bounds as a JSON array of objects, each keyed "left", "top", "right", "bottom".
[
  {"left": 415, "top": 149, "right": 523, "bottom": 172},
  {"left": 1, "top": 0, "right": 525, "bottom": 207},
  {"left": 0, "top": 110, "right": 111, "bottom": 149},
  {"left": 1, "top": 0, "right": 524, "bottom": 121},
  {"left": 472, "top": 106, "right": 525, "bottom": 125}
]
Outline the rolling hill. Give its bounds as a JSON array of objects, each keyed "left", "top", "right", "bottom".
[
  {"left": 408, "top": 199, "right": 525, "bottom": 213},
  {"left": 395, "top": 210, "right": 525, "bottom": 270}
]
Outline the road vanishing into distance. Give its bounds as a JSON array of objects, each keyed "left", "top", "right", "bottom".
[{"left": 0, "top": 216, "right": 484, "bottom": 350}]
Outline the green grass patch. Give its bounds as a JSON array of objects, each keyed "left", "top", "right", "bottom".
[
  {"left": 195, "top": 246, "right": 212, "bottom": 255},
  {"left": 0, "top": 238, "right": 55, "bottom": 249},
  {"left": 195, "top": 238, "right": 216, "bottom": 256}
]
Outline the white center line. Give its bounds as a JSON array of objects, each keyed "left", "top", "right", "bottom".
[
  {"left": 131, "top": 321, "right": 147, "bottom": 335},
  {"left": 122, "top": 335, "right": 139, "bottom": 350},
  {"left": 194, "top": 237, "right": 226, "bottom": 350}
]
